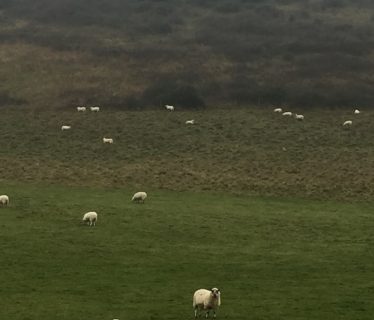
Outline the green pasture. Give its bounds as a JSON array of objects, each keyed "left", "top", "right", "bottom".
[{"left": 0, "top": 183, "right": 373, "bottom": 319}]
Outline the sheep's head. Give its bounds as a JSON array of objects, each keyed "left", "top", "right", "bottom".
[{"left": 210, "top": 288, "right": 220, "bottom": 298}]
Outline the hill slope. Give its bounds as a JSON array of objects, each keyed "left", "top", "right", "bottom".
[
  {"left": 1, "top": 107, "right": 373, "bottom": 200},
  {"left": 1, "top": 0, "right": 374, "bottom": 108}
]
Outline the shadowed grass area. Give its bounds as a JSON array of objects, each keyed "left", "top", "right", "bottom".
[
  {"left": 1, "top": 1, "right": 374, "bottom": 107},
  {"left": 0, "top": 182, "right": 373, "bottom": 319},
  {"left": 0, "top": 107, "right": 373, "bottom": 199}
]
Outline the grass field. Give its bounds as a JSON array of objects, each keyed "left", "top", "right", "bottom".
[
  {"left": 0, "top": 182, "right": 373, "bottom": 319},
  {"left": 0, "top": 107, "right": 373, "bottom": 199}
]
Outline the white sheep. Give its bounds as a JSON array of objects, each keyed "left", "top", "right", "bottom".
[
  {"left": 77, "top": 106, "right": 86, "bottom": 112},
  {"left": 193, "top": 288, "right": 221, "bottom": 318},
  {"left": 354, "top": 109, "right": 360, "bottom": 114},
  {"left": 165, "top": 105, "right": 174, "bottom": 111},
  {"left": 282, "top": 111, "right": 293, "bottom": 116},
  {"left": 0, "top": 195, "right": 9, "bottom": 206},
  {"left": 82, "top": 211, "right": 98, "bottom": 226},
  {"left": 295, "top": 114, "right": 304, "bottom": 121},
  {"left": 61, "top": 125, "right": 71, "bottom": 131},
  {"left": 90, "top": 106, "right": 100, "bottom": 112},
  {"left": 131, "top": 191, "right": 147, "bottom": 203},
  {"left": 273, "top": 108, "right": 282, "bottom": 113},
  {"left": 185, "top": 120, "right": 195, "bottom": 124},
  {"left": 103, "top": 137, "right": 114, "bottom": 144},
  {"left": 343, "top": 120, "right": 352, "bottom": 127}
]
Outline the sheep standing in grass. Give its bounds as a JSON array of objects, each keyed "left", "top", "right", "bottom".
[
  {"left": 82, "top": 211, "right": 98, "bottom": 226},
  {"left": 77, "top": 106, "right": 86, "bottom": 112},
  {"left": 193, "top": 288, "right": 221, "bottom": 318},
  {"left": 90, "top": 106, "right": 100, "bottom": 112},
  {"left": 343, "top": 120, "right": 353, "bottom": 127},
  {"left": 185, "top": 119, "right": 195, "bottom": 124},
  {"left": 61, "top": 125, "right": 71, "bottom": 131},
  {"left": 273, "top": 108, "right": 282, "bottom": 113},
  {"left": 0, "top": 195, "right": 9, "bottom": 206},
  {"left": 103, "top": 137, "right": 114, "bottom": 144},
  {"left": 282, "top": 111, "right": 292, "bottom": 116},
  {"left": 295, "top": 114, "right": 304, "bottom": 121},
  {"left": 165, "top": 105, "right": 174, "bottom": 111},
  {"left": 131, "top": 191, "right": 147, "bottom": 203}
]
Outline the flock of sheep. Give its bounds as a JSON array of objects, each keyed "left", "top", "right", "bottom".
[
  {"left": 1, "top": 188, "right": 222, "bottom": 318},
  {"left": 61, "top": 104, "right": 195, "bottom": 144},
  {"left": 61, "top": 105, "right": 115, "bottom": 144},
  {"left": 165, "top": 104, "right": 195, "bottom": 124},
  {"left": 273, "top": 106, "right": 361, "bottom": 126},
  {"left": 2, "top": 103, "right": 366, "bottom": 318}
]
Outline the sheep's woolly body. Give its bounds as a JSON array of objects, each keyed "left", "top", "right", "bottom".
[
  {"left": 131, "top": 192, "right": 147, "bottom": 203},
  {"left": 193, "top": 288, "right": 221, "bottom": 318},
  {"left": 103, "top": 137, "right": 114, "bottom": 144},
  {"left": 0, "top": 195, "right": 9, "bottom": 206},
  {"left": 82, "top": 211, "right": 98, "bottom": 226},
  {"left": 282, "top": 111, "right": 292, "bottom": 116},
  {"left": 165, "top": 105, "right": 174, "bottom": 111}
]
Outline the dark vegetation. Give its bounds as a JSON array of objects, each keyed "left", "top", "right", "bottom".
[{"left": 1, "top": 0, "right": 374, "bottom": 109}]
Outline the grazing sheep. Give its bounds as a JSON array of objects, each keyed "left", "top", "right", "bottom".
[
  {"left": 82, "top": 211, "right": 98, "bottom": 226},
  {"left": 295, "top": 114, "right": 304, "bottom": 121},
  {"left": 0, "top": 195, "right": 9, "bottom": 206},
  {"left": 165, "top": 105, "right": 175, "bottom": 111},
  {"left": 185, "top": 120, "right": 195, "bottom": 124},
  {"left": 282, "top": 111, "right": 293, "bottom": 116},
  {"left": 131, "top": 191, "right": 147, "bottom": 203},
  {"left": 90, "top": 106, "right": 100, "bottom": 112},
  {"left": 61, "top": 125, "right": 71, "bottom": 131},
  {"left": 103, "top": 137, "right": 114, "bottom": 144},
  {"left": 77, "top": 106, "right": 86, "bottom": 112},
  {"left": 273, "top": 108, "right": 282, "bottom": 113},
  {"left": 354, "top": 109, "right": 360, "bottom": 114},
  {"left": 193, "top": 288, "right": 221, "bottom": 318},
  {"left": 343, "top": 120, "right": 353, "bottom": 127}
]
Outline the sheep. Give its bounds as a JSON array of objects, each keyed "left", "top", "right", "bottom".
[
  {"left": 61, "top": 125, "right": 71, "bottom": 131},
  {"left": 273, "top": 108, "right": 282, "bottom": 113},
  {"left": 354, "top": 109, "right": 360, "bottom": 114},
  {"left": 343, "top": 120, "right": 352, "bottom": 127},
  {"left": 82, "top": 211, "right": 98, "bottom": 226},
  {"left": 103, "top": 137, "right": 114, "bottom": 144},
  {"left": 193, "top": 288, "right": 221, "bottom": 318},
  {"left": 185, "top": 120, "right": 195, "bottom": 124},
  {"left": 282, "top": 111, "right": 293, "bottom": 116},
  {"left": 131, "top": 191, "right": 147, "bottom": 203},
  {"left": 90, "top": 106, "right": 100, "bottom": 112},
  {"left": 295, "top": 114, "right": 304, "bottom": 121},
  {"left": 165, "top": 105, "right": 174, "bottom": 111},
  {"left": 0, "top": 195, "right": 9, "bottom": 206},
  {"left": 77, "top": 106, "right": 86, "bottom": 112}
]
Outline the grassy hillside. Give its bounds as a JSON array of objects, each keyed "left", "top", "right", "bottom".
[
  {"left": 0, "top": 183, "right": 373, "bottom": 319},
  {"left": 1, "top": 107, "right": 373, "bottom": 200},
  {"left": 1, "top": 0, "right": 374, "bottom": 108}
]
